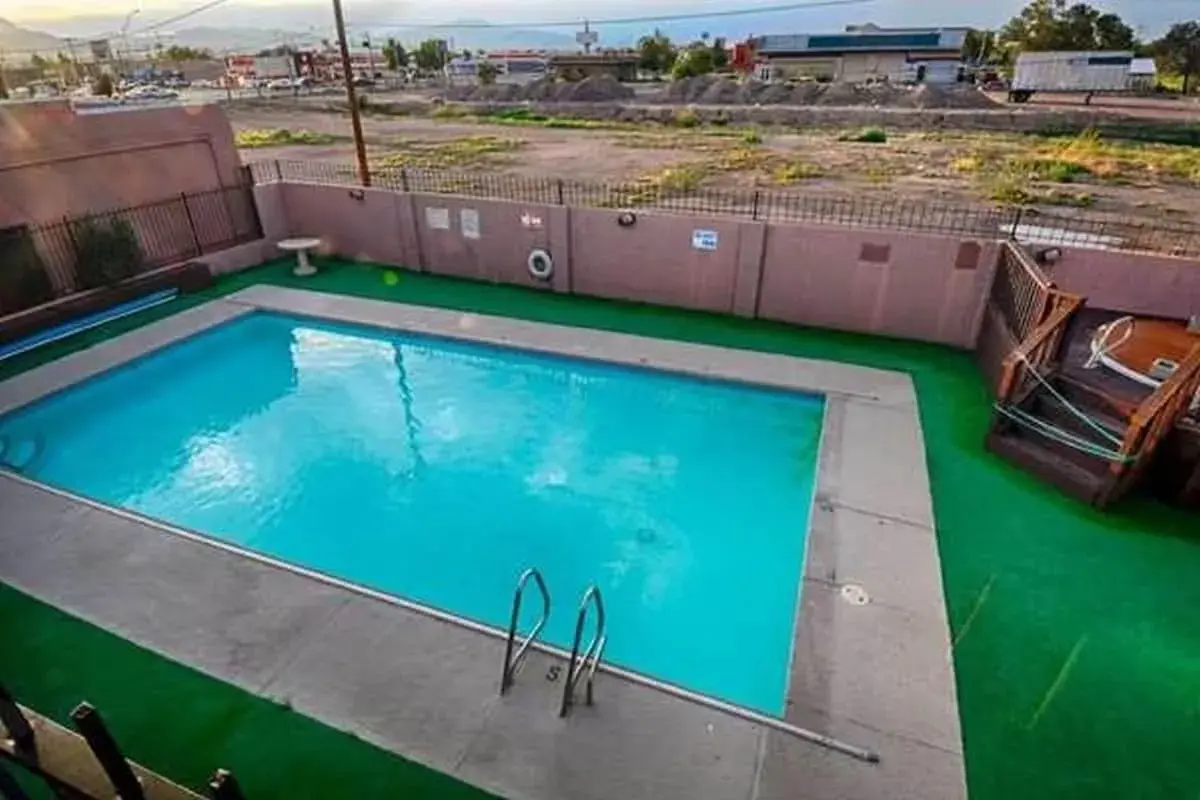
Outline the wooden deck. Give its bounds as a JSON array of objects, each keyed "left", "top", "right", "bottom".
[{"left": 1059, "top": 309, "right": 1157, "bottom": 418}]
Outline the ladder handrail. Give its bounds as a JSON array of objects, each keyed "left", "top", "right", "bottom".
[
  {"left": 500, "top": 567, "right": 551, "bottom": 695},
  {"left": 560, "top": 584, "right": 607, "bottom": 717}
]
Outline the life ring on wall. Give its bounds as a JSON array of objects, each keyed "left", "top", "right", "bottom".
[{"left": 528, "top": 249, "right": 554, "bottom": 281}]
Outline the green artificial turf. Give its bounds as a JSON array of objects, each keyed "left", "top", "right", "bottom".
[{"left": 3, "top": 257, "right": 1199, "bottom": 799}]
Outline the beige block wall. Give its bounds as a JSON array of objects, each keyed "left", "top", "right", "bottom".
[
  {"left": 1046, "top": 249, "right": 1200, "bottom": 319},
  {"left": 263, "top": 183, "right": 1001, "bottom": 348},
  {"left": 0, "top": 103, "right": 244, "bottom": 227}
]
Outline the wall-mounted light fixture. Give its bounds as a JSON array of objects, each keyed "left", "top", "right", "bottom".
[
  {"left": 348, "top": 188, "right": 366, "bottom": 201},
  {"left": 617, "top": 211, "right": 637, "bottom": 228},
  {"left": 1034, "top": 246, "right": 1063, "bottom": 266}
]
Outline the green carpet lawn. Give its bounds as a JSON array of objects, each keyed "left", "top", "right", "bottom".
[
  {"left": 0, "top": 583, "right": 497, "bottom": 799},
  {"left": 4, "top": 258, "right": 1199, "bottom": 799}
]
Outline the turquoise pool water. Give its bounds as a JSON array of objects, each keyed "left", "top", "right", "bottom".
[{"left": 0, "top": 312, "right": 823, "bottom": 714}]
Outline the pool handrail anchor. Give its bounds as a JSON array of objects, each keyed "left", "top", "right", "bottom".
[
  {"left": 560, "top": 584, "right": 607, "bottom": 717},
  {"left": 500, "top": 567, "right": 552, "bottom": 695}
]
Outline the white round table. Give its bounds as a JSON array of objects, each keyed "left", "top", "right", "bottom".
[{"left": 278, "top": 237, "right": 322, "bottom": 276}]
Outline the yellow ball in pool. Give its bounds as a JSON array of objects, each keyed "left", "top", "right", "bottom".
[{"left": 382, "top": 270, "right": 400, "bottom": 287}]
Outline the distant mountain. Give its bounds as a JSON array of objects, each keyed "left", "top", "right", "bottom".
[
  {"left": 10, "top": 0, "right": 1193, "bottom": 58},
  {"left": 0, "top": 17, "right": 66, "bottom": 63},
  {"left": 165, "top": 27, "right": 315, "bottom": 54},
  {"left": 155, "top": 24, "right": 576, "bottom": 55}
]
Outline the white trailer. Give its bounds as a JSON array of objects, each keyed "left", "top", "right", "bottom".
[{"left": 1009, "top": 51, "right": 1139, "bottom": 103}]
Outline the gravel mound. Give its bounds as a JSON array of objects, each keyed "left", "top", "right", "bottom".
[
  {"left": 553, "top": 74, "right": 635, "bottom": 102},
  {"left": 900, "top": 84, "right": 1000, "bottom": 109},
  {"left": 698, "top": 77, "right": 744, "bottom": 104},
  {"left": 441, "top": 74, "right": 997, "bottom": 109},
  {"left": 438, "top": 74, "right": 634, "bottom": 104},
  {"left": 643, "top": 77, "right": 1001, "bottom": 109}
]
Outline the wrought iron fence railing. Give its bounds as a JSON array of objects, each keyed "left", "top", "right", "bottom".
[{"left": 250, "top": 159, "right": 1200, "bottom": 259}]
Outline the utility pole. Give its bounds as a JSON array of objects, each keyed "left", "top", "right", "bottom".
[{"left": 333, "top": 0, "right": 371, "bottom": 186}]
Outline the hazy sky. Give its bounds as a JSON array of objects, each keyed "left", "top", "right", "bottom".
[
  {"left": 1, "top": 0, "right": 270, "bottom": 19},
  {"left": 2, "top": 0, "right": 1192, "bottom": 32}
]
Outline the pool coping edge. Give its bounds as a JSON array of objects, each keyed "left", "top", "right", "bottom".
[{"left": 0, "top": 286, "right": 964, "bottom": 800}]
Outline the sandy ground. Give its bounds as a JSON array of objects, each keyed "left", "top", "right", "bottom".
[
  {"left": 228, "top": 105, "right": 1200, "bottom": 223},
  {"left": 988, "top": 91, "right": 1200, "bottom": 120}
]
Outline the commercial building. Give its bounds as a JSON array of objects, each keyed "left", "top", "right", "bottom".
[
  {"left": 547, "top": 51, "right": 638, "bottom": 82},
  {"left": 748, "top": 24, "right": 969, "bottom": 84}
]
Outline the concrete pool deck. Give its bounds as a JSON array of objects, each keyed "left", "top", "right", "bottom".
[{"left": 0, "top": 286, "right": 963, "bottom": 799}]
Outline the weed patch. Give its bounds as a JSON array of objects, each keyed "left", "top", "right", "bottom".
[
  {"left": 374, "top": 136, "right": 525, "bottom": 169},
  {"left": 772, "top": 161, "right": 824, "bottom": 184},
  {"left": 235, "top": 129, "right": 342, "bottom": 148}
]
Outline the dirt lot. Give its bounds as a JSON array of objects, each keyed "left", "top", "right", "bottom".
[{"left": 228, "top": 104, "right": 1200, "bottom": 224}]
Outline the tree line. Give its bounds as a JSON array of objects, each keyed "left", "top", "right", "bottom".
[
  {"left": 634, "top": 1, "right": 1200, "bottom": 91},
  {"left": 967, "top": 1, "right": 1198, "bottom": 92}
]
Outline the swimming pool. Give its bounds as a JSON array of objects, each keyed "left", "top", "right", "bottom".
[{"left": 0, "top": 311, "right": 823, "bottom": 715}]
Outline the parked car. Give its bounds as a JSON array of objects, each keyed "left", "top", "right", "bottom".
[
  {"left": 123, "top": 85, "right": 180, "bottom": 101},
  {"left": 266, "top": 78, "right": 295, "bottom": 91},
  {"left": 351, "top": 75, "right": 376, "bottom": 88}
]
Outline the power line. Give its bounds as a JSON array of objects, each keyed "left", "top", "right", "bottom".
[
  {"left": 0, "top": 0, "right": 874, "bottom": 58},
  {"left": 129, "top": 0, "right": 235, "bottom": 34},
  {"left": 354, "top": 0, "right": 878, "bottom": 30}
]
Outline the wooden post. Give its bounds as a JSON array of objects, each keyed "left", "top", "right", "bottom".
[
  {"left": 0, "top": 683, "right": 35, "bottom": 757},
  {"left": 70, "top": 703, "right": 145, "bottom": 800},
  {"left": 333, "top": 0, "right": 370, "bottom": 187},
  {"left": 208, "top": 768, "right": 246, "bottom": 800}
]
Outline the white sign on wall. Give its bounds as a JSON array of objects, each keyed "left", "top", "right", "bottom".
[
  {"left": 692, "top": 229, "right": 719, "bottom": 251},
  {"left": 461, "top": 209, "right": 480, "bottom": 239},
  {"left": 425, "top": 207, "right": 450, "bottom": 230},
  {"left": 520, "top": 212, "right": 544, "bottom": 229}
]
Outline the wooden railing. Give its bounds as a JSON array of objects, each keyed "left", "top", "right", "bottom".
[
  {"left": 992, "top": 242, "right": 1056, "bottom": 342},
  {"left": 1103, "top": 342, "right": 1200, "bottom": 503},
  {"left": 0, "top": 682, "right": 245, "bottom": 799},
  {"left": 996, "top": 290, "right": 1086, "bottom": 404}
]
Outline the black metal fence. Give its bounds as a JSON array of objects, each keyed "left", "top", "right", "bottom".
[
  {"left": 250, "top": 159, "right": 1200, "bottom": 260},
  {"left": 1, "top": 183, "right": 262, "bottom": 316}
]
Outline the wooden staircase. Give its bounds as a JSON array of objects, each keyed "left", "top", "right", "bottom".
[
  {"left": 982, "top": 242, "right": 1200, "bottom": 508},
  {"left": 987, "top": 371, "right": 1131, "bottom": 504}
]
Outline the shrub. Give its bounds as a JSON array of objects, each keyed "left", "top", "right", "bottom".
[
  {"left": 987, "top": 174, "right": 1032, "bottom": 205},
  {"left": 92, "top": 73, "right": 115, "bottom": 97},
  {"left": 671, "top": 108, "right": 701, "bottom": 128},
  {"left": 72, "top": 217, "right": 142, "bottom": 289},
  {"left": 840, "top": 127, "right": 888, "bottom": 143},
  {"left": 0, "top": 228, "right": 53, "bottom": 313},
  {"left": 477, "top": 61, "right": 500, "bottom": 86},
  {"left": 740, "top": 129, "right": 764, "bottom": 146}
]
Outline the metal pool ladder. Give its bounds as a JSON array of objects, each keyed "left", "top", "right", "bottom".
[
  {"left": 500, "top": 567, "right": 551, "bottom": 695},
  {"left": 560, "top": 584, "right": 607, "bottom": 717}
]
